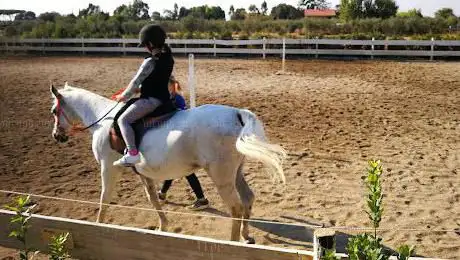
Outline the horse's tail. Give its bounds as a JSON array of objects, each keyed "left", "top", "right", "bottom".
[{"left": 235, "top": 109, "right": 287, "bottom": 184}]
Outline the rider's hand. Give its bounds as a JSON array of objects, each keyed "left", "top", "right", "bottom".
[{"left": 115, "top": 94, "right": 127, "bottom": 102}]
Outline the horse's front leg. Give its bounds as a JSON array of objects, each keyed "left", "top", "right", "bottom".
[
  {"left": 138, "top": 175, "right": 168, "bottom": 231},
  {"left": 97, "top": 159, "right": 121, "bottom": 223}
]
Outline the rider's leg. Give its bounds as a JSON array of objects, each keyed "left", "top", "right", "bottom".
[
  {"left": 186, "top": 173, "right": 205, "bottom": 200},
  {"left": 114, "top": 97, "right": 162, "bottom": 166},
  {"left": 158, "top": 180, "right": 173, "bottom": 201},
  {"left": 186, "top": 173, "right": 210, "bottom": 210},
  {"left": 160, "top": 180, "right": 173, "bottom": 194}
]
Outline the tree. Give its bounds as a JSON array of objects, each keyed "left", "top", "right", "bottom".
[
  {"left": 261, "top": 1, "right": 268, "bottom": 15},
  {"left": 229, "top": 5, "right": 235, "bottom": 17},
  {"left": 208, "top": 6, "right": 226, "bottom": 20},
  {"left": 131, "top": 0, "right": 150, "bottom": 19},
  {"left": 78, "top": 3, "right": 102, "bottom": 18},
  {"left": 114, "top": 1, "right": 149, "bottom": 20},
  {"left": 114, "top": 4, "right": 129, "bottom": 17},
  {"left": 14, "top": 11, "right": 36, "bottom": 21},
  {"left": 248, "top": 4, "right": 260, "bottom": 14},
  {"left": 363, "top": 0, "right": 376, "bottom": 18},
  {"left": 374, "top": 0, "right": 398, "bottom": 19},
  {"left": 435, "top": 8, "right": 456, "bottom": 19},
  {"left": 179, "top": 7, "right": 190, "bottom": 19},
  {"left": 339, "top": 0, "right": 350, "bottom": 20},
  {"left": 0, "top": 9, "right": 25, "bottom": 21},
  {"left": 176, "top": 5, "right": 225, "bottom": 20},
  {"left": 298, "top": 0, "right": 330, "bottom": 10},
  {"left": 231, "top": 8, "right": 247, "bottom": 20},
  {"left": 163, "top": 9, "right": 175, "bottom": 20},
  {"left": 189, "top": 5, "right": 225, "bottom": 20},
  {"left": 38, "top": 12, "right": 61, "bottom": 22},
  {"left": 270, "top": 4, "right": 304, "bottom": 19},
  {"left": 397, "top": 8, "right": 422, "bottom": 18},
  {"left": 340, "top": 0, "right": 397, "bottom": 20},
  {"left": 151, "top": 11, "right": 162, "bottom": 21},
  {"left": 173, "top": 3, "right": 179, "bottom": 19}
]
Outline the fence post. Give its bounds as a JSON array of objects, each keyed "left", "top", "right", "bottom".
[
  {"left": 282, "top": 37, "right": 286, "bottom": 71},
  {"left": 122, "top": 37, "right": 126, "bottom": 56},
  {"left": 315, "top": 37, "right": 319, "bottom": 59},
  {"left": 430, "top": 37, "right": 434, "bottom": 61},
  {"left": 262, "top": 37, "right": 266, "bottom": 59},
  {"left": 188, "top": 54, "right": 196, "bottom": 108},
  {"left": 81, "top": 37, "right": 85, "bottom": 55},
  {"left": 3, "top": 39, "right": 8, "bottom": 54},
  {"left": 41, "top": 37, "right": 45, "bottom": 55},
  {"left": 12, "top": 37, "right": 16, "bottom": 55},
  {"left": 184, "top": 43, "right": 187, "bottom": 57},
  {"left": 371, "top": 37, "right": 375, "bottom": 60},
  {"left": 213, "top": 37, "right": 216, "bottom": 57},
  {"left": 313, "top": 229, "right": 336, "bottom": 260}
]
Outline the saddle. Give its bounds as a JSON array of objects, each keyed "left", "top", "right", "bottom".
[{"left": 109, "top": 98, "right": 178, "bottom": 155}]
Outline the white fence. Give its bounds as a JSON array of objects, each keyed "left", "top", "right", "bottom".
[{"left": 1, "top": 37, "right": 460, "bottom": 59}]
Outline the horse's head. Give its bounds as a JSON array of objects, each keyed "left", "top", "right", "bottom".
[{"left": 50, "top": 83, "right": 74, "bottom": 143}]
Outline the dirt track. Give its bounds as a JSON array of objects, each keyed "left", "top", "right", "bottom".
[{"left": 0, "top": 56, "right": 459, "bottom": 258}]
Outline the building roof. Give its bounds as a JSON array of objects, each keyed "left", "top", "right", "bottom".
[{"left": 304, "top": 9, "right": 337, "bottom": 17}]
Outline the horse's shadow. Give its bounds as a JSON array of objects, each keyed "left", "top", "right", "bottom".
[
  {"left": 249, "top": 215, "right": 398, "bottom": 255},
  {"left": 248, "top": 215, "right": 343, "bottom": 250},
  {"left": 165, "top": 205, "right": 403, "bottom": 255}
]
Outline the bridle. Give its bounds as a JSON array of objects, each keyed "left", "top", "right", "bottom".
[{"left": 54, "top": 93, "right": 120, "bottom": 135}]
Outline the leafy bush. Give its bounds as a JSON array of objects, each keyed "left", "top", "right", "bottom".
[
  {"left": 1, "top": 14, "right": 456, "bottom": 39},
  {"left": 345, "top": 160, "right": 415, "bottom": 260},
  {"left": 4, "top": 196, "right": 70, "bottom": 260}
]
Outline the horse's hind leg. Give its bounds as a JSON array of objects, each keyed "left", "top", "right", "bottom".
[
  {"left": 208, "top": 163, "right": 244, "bottom": 242},
  {"left": 236, "top": 162, "right": 256, "bottom": 244},
  {"left": 138, "top": 175, "right": 168, "bottom": 231}
]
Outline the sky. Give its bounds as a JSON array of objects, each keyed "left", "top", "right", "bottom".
[{"left": 0, "top": 0, "right": 459, "bottom": 18}]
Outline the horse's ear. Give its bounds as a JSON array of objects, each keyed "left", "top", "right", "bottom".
[{"left": 50, "top": 84, "right": 62, "bottom": 99}]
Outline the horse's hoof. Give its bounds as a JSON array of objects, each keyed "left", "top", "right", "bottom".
[
  {"left": 158, "top": 225, "right": 168, "bottom": 232},
  {"left": 243, "top": 237, "right": 255, "bottom": 244}
]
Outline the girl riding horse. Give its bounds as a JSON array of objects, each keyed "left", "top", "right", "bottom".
[{"left": 113, "top": 24, "right": 173, "bottom": 167}]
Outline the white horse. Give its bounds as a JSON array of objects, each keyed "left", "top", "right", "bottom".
[{"left": 50, "top": 83, "right": 286, "bottom": 243}]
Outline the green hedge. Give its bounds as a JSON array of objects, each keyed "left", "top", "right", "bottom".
[{"left": 1, "top": 15, "right": 459, "bottom": 40}]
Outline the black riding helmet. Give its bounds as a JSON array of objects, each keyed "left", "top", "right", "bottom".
[{"left": 138, "top": 24, "right": 166, "bottom": 48}]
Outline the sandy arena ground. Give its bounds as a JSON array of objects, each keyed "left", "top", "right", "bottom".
[{"left": 0, "top": 56, "right": 459, "bottom": 258}]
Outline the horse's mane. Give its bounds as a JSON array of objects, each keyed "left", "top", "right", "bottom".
[{"left": 58, "top": 83, "right": 111, "bottom": 102}]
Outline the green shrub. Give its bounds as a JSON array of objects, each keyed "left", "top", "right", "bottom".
[{"left": 345, "top": 160, "right": 415, "bottom": 260}]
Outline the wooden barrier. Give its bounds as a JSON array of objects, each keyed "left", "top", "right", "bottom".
[
  {"left": 0, "top": 209, "right": 448, "bottom": 260},
  {"left": 0, "top": 210, "right": 315, "bottom": 260}
]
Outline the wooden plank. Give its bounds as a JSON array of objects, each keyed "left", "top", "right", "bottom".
[
  {"left": 167, "top": 39, "right": 214, "bottom": 45},
  {"left": 42, "top": 38, "right": 83, "bottom": 43},
  {"left": 0, "top": 210, "right": 313, "bottom": 260},
  {"left": 1, "top": 39, "right": 459, "bottom": 58},
  {"left": 81, "top": 47, "right": 125, "bottom": 52},
  {"left": 81, "top": 38, "right": 124, "bottom": 43},
  {"left": 433, "top": 40, "right": 460, "bottom": 46},
  {"left": 433, "top": 51, "right": 460, "bottom": 56},
  {"left": 2, "top": 38, "right": 460, "bottom": 47},
  {"left": 372, "top": 40, "right": 434, "bottom": 46},
  {"left": 372, "top": 50, "right": 432, "bottom": 56}
]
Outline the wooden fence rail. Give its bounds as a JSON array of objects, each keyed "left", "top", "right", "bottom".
[
  {"left": 0, "top": 210, "right": 316, "bottom": 260},
  {"left": 1, "top": 37, "right": 460, "bottom": 59}
]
